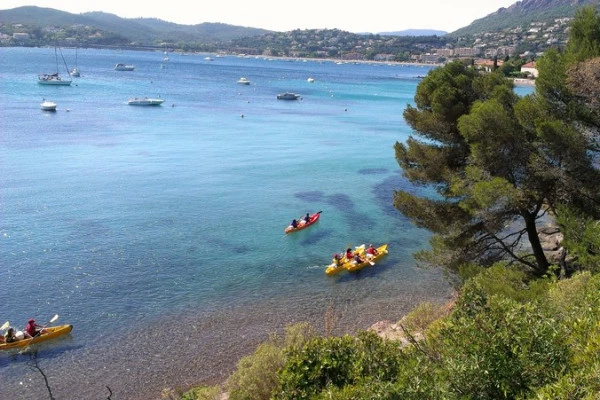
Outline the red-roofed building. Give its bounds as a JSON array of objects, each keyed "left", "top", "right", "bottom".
[{"left": 520, "top": 61, "right": 538, "bottom": 78}]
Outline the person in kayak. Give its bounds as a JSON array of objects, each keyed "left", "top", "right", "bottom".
[
  {"left": 25, "top": 319, "right": 45, "bottom": 338},
  {"left": 4, "top": 327, "right": 17, "bottom": 343},
  {"left": 332, "top": 254, "right": 342, "bottom": 268},
  {"left": 290, "top": 219, "right": 298, "bottom": 229},
  {"left": 353, "top": 253, "right": 366, "bottom": 264},
  {"left": 345, "top": 248, "right": 354, "bottom": 261},
  {"left": 303, "top": 213, "right": 310, "bottom": 224},
  {"left": 366, "top": 244, "right": 379, "bottom": 259}
]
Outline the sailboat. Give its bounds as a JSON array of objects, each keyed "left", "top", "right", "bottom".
[
  {"left": 70, "top": 46, "right": 80, "bottom": 77},
  {"left": 38, "top": 42, "right": 72, "bottom": 86}
]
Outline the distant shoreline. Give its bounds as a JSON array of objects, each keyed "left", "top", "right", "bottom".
[{"left": 512, "top": 78, "right": 536, "bottom": 86}]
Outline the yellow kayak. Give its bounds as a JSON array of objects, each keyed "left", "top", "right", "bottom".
[
  {"left": 346, "top": 244, "right": 388, "bottom": 272},
  {"left": 325, "top": 245, "right": 367, "bottom": 276},
  {"left": 0, "top": 325, "right": 73, "bottom": 351}
]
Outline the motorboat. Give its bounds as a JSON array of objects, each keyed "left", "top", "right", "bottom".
[
  {"left": 307, "top": 77, "right": 315, "bottom": 82},
  {"left": 237, "top": 77, "right": 251, "bottom": 85},
  {"left": 127, "top": 97, "right": 165, "bottom": 106},
  {"left": 277, "top": 92, "right": 301, "bottom": 100},
  {"left": 40, "top": 99, "right": 57, "bottom": 111},
  {"left": 114, "top": 63, "right": 135, "bottom": 71}
]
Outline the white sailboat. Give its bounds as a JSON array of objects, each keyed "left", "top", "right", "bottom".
[
  {"left": 38, "top": 42, "right": 72, "bottom": 86},
  {"left": 71, "top": 46, "right": 81, "bottom": 77}
]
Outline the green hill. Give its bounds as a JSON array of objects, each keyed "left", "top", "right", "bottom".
[{"left": 0, "top": 6, "right": 272, "bottom": 46}]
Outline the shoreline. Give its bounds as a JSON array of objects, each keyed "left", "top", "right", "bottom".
[
  {"left": 512, "top": 77, "right": 536, "bottom": 86},
  {"left": 0, "top": 269, "right": 454, "bottom": 400}
]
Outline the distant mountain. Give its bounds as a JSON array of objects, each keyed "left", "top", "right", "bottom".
[
  {"left": 452, "top": 0, "right": 600, "bottom": 36},
  {"left": 378, "top": 29, "right": 448, "bottom": 37},
  {"left": 0, "top": 6, "right": 272, "bottom": 45}
]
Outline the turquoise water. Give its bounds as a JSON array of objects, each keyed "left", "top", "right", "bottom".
[{"left": 1, "top": 47, "right": 530, "bottom": 399}]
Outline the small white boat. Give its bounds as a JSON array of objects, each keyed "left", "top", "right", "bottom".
[
  {"left": 237, "top": 77, "right": 251, "bottom": 85},
  {"left": 277, "top": 92, "right": 301, "bottom": 100},
  {"left": 71, "top": 47, "right": 81, "bottom": 77},
  {"left": 40, "top": 99, "right": 57, "bottom": 111},
  {"left": 127, "top": 97, "right": 165, "bottom": 106},
  {"left": 307, "top": 77, "right": 315, "bottom": 83},
  {"left": 114, "top": 63, "right": 135, "bottom": 71}
]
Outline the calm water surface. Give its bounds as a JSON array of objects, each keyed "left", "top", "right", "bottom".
[{"left": 0, "top": 47, "right": 530, "bottom": 399}]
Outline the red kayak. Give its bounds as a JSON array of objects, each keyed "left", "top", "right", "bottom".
[{"left": 285, "top": 211, "right": 322, "bottom": 233}]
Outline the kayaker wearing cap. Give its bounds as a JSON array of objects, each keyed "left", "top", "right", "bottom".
[
  {"left": 366, "top": 244, "right": 379, "bottom": 259},
  {"left": 25, "top": 318, "right": 44, "bottom": 338}
]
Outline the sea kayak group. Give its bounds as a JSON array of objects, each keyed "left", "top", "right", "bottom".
[
  {"left": 285, "top": 211, "right": 389, "bottom": 276},
  {"left": 2, "top": 211, "right": 385, "bottom": 350}
]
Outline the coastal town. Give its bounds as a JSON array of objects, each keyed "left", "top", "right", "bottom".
[{"left": 1, "top": 11, "right": 571, "bottom": 71}]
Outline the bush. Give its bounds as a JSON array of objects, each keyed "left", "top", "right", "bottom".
[
  {"left": 274, "top": 331, "right": 404, "bottom": 400},
  {"left": 226, "top": 323, "right": 317, "bottom": 400}
]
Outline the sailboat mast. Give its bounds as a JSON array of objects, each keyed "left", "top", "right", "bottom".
[{"left": 57, "top": 41, "right": 72, "bottom": 78}]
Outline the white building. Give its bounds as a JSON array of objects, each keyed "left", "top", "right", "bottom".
[{"left": 520, "top": 61, "right": 538, "bottom": 78}]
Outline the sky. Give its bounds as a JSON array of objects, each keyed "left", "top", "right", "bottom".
[{"left": 2, "top": 0, "right": 518, "bottom": 33}]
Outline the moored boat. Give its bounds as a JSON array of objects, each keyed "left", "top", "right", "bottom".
[
  {"left": 277, "top": 92, "right": 301, "bottom": 100},
  {"left": 38, "top": 42, "right": 72, "bottom": 86},
  {"left": 40, "top": 99, "right": 57, "bottom": 111},
  {"left": 114, "top": 63, "right": 135, "bottom": 71},
  {"left": 0, "top": 325, "right": 73, "bottom": 351},
  {"left": 127, "top": 97, "right": 165, "bottom": 106},
  {"left": 237, "top": 77, "right": 251, "bottom": 85},
  {"left": 285, "top": 211, "right": 321, "bottom": 233}
]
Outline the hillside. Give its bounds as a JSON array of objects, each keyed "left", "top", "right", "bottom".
[
  {"left": 452, "top": 0, "right": 600, "bottom": 36},
  {"left": 0, "top": 6, "right": 271, "bottom": 46}
]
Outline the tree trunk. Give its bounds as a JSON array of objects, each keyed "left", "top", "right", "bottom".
[{"left": 523, "top": 211, "right": 550, "bottom": 276}]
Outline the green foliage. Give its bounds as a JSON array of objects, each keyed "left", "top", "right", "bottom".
[
  {"left": 555, "top": 205, "right": 600, "bottom": 272},
  {"left": 270, "top": 265, "right": 600, "bottom": 399},
  {"left": 225, "top": 341, "right": 284, "bottom": 400},
  {"left": 274, "top": 331, "right": 404, "bottom": 400},
  {"left": 435, "top": 296, "right": 570, "bottom": 399},
  {"left": 396, "top": 60, "right": 559, "bottom": 275},
  {"left": 176, "top": 385, "right": 222, "bottom": 400},
  {"left": 457, "top": 264, "right": 552, "bottom": 306},
  {"left": 224, "top": 323, "right": 317, "bottom": 400},
  {"left": 399, "top": 301, "right": 450, "bottom": 333},
  {"left": 566, "top": 6, "right": 600, "bottom": 62}
]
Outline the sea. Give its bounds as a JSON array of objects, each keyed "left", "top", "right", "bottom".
[{"left": 0, "top": 46, "right": 534, "bottom": 399}]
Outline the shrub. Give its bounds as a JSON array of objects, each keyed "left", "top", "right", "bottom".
[
  {"left": 226, "top": 323, "right": 317, "bottom": 400},
  {"left": 274, "top": 331, "right": 404, "bottom": 400}
]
